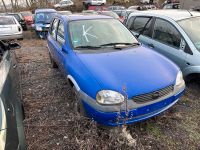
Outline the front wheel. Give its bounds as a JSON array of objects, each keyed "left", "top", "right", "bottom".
[
  {"left": 72, "top": 86, "right": 86, "bottom": 116},
  {"left": 49, "top": 52, "right": 58, "bottom": 68}
]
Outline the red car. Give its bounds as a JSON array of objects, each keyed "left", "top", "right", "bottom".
[
  {"left": 20, "top": 11, "right": 34, "bottom": 26},
  {"left": 88, "top": 5, "right": 107, "bottom": 11}
]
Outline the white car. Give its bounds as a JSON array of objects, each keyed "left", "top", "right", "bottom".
[
  {"left": 83, "top": 0, "right": 106, "bottom": 6},
  {"left": 0, "top": 16, "right": 23, "bottom": 41},
  {"left": 54, "top": 0, "right": 74, "bottom": 9}
]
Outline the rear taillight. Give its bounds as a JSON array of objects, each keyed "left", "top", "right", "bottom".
[{"left": 18, "top": 26, "right": 22, "bottom": 32}]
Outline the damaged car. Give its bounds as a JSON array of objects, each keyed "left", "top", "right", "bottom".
[
  {"left": 47, "top": 14, "right": 185, "bottom": 126},
  {"left": 0, "top": 41, "right": 26, "bottom": 149},
  {"left": 33, "top": 9, "right": 57, "bottom": 39}
]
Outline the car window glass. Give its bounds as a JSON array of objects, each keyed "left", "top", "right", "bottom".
[
  {"left": 0, "top": 17, "right": 16, "bottom": 25},
  {"left": 50, "top": 19, "right": 59, "bottom": 39},
  {"left": 127, "top": 16, "right": 135, "bottom": 28},
  {"left": 57, "top": 21, "right": 65, "bottom": 46},
  {"left": 152, "top": 18, "right": 181, "bottom": 49},
  {"left": 130, "top": 17, "right": 152, "bottom": 37}
]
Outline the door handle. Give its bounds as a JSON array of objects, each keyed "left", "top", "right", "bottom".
[{"left": 148, "top": 43, "right": 154, "bottom": 49}]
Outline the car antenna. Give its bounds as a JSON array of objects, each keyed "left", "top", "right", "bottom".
[{"left": 187, "top": 10, "right": 193, "bottom": 16}]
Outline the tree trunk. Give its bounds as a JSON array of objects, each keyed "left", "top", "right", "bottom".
[
  {"left": 14, "top": 0, "right": 18, "bottom": 10},
  {"left": 1, "top": 0, "right": 7, "bottom": 12},
  {"left": 25, "top": 0, "right": 30, "bottom": 7},
  {"left": 10, "top": 0, "right": 14, "bottom": 12}
]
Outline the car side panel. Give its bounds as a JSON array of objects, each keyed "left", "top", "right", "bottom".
[{"left": 0, "top": 51, "right": 26, "bottom": 149}]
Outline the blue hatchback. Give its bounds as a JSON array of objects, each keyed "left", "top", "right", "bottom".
[
  {"left": 47, "top": 14, "right": 185, "bottom": 126},
  {"left": 33, "top": 9, "right": 57, "bottom": 38}
]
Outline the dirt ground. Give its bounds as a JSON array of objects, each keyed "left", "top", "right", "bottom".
[{"left": 14, "top": 31, "right": 200, "bottom": 150}]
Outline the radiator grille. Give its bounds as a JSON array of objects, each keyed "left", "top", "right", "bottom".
[{"left": 132, "top": 85, "right": 174, "bottom": 103}]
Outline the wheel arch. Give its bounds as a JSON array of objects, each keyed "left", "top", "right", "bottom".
[{"left": 67, "top": 75, "right": 80, "bottom": 91}]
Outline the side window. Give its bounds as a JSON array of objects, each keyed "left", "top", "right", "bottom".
[
  {"left": 56, "top": 21, "right": 65, "bottom": 46},
  {"left": 130, "top": 17, "right": 153, "bottom": 37},
  {"left": 152, "top": 18, "right": 181, "bottom": 49},
  {"left": 50, "top": 19, "right": 59, "bottom": 39},
  {"left": 127, "top": 16, "right": 135, "bottom": 29}
]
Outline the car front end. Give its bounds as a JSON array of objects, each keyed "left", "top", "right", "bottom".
[
  {"left": 34, "top": 10, "right": 57, "bottom": 39},
  {"left": 80, "top": 75, "right": 185, "bottom": 126},
  {"left": 35, "top": 23, "right": 51, "bottom": 38},
  {"left": 75, "top": 48, "right": 185, "bottom": 126}
]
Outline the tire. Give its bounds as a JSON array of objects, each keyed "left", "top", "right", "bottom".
[
  {"left": 72, "top": 86, "right": 86, "bottom": 116},
  {"left": 49, "top": 52, "right": 58, "bottom": 68}
]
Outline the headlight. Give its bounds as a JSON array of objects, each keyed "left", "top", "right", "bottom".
[
  {"left": 36, "top": 26, "right": 42, "bottom": 31},
  {"left": 96, "top": 90, "right": 124, "bottom": 105},
  {"left": 175, "top": 71, "right": 184, "bottom": 86}
]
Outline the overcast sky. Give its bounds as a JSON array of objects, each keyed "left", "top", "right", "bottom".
[{"left": 1, "top": 0, "right": 25, "bottom": 5}]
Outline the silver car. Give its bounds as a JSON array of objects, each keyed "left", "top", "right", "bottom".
[
  {"left": 126, "top": 10, "right": 200, "bottom": 79},
  {"left": 0, "top": 16, "right": 23, "bottom": 41}
]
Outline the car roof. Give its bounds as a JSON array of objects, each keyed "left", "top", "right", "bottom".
[
  {"left": 35, "top": 9, "right": 56, "bottom": 13},
  {"left": 129, "top": 9, "right": 200, "bottom": 21},
  {"left": 58, "top": 14, "right": 112, "bottom": 21},
  {"left": 6, "top": 13, "right": 20, "bottom": 15},
  {"left": 0, "top": 15, "right": 15, "bottom": 19}
]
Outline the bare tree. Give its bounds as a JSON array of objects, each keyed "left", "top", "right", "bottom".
[
  {"left": 10, "top": 0, "right": 14, "bottom": 12},
  {"left": 1, "top": 0, "right": 7, "bottom": 12},
  {"left": 25, "top": 0, "right": 30, "bottom": 7}
]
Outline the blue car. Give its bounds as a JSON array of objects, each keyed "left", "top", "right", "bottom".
[
  {"left": 47, "top": 14, "right": 185, "bottom": 126},
  {"left": 33, "top": 9, "right": 57, "bottom": 39}
]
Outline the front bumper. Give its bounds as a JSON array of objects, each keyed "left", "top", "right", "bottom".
[
  {"left": 80, "top": 84, "right": 185, "bottom": 126},
  {"left": 0, "top": 33, "right": 23, "bottom": 41}
]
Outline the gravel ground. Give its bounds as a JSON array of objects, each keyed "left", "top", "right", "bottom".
[{"left": 14, "top": 32, "right": 200, "bottom": 150}]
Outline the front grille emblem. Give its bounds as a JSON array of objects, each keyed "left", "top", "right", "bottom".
[{"left": 152, "top": 92, "right": 160, "bottom": 100}]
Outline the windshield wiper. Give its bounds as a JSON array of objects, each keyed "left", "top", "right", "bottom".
[
  {"left": 100, "top": 42, "right": 140, "bottom": 47},
  {"left": 74, "top": 45, "right": 101, "bottom": 49}
]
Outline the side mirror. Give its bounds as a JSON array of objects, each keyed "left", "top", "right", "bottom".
[{"left": 62, "top": 45, "right": 68, "bottom": 54}]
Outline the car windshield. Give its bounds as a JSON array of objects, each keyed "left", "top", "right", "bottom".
[
  {"left": 178, "top": 17, "right": 200, "bottom": 52},
  {"left": 35, "top": 12, "right": 57, "bottom": 24},
  {"left": 0, "top": 17, "right": 16, "bottom": 25},
  {"left": 69, "top": 19, "right": 138, "bottom": 49}
]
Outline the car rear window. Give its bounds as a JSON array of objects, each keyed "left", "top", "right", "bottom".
[{"left": 0, "top": 17, "right": 16, "bottom": 25}]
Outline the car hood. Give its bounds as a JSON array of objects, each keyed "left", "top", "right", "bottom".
[{"left": 76, "top": 46, "right": 179, "bottom": 98}]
